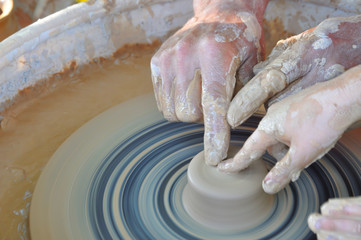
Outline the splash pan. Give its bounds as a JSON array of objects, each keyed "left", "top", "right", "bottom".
[{"left": 30, "top": 94, "right": 361, "bottom": 240}]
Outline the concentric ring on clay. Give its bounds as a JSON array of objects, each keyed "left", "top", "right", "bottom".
[{"left": 30, "top": 94, "right": 361, "bottom": 240}]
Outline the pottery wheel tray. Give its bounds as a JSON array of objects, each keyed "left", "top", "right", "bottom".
[{"left": 30, "top": 94, "right": 361, "bottom": 240}]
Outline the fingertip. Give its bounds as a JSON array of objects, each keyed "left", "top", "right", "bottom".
[
  {"left": 228, "top": 76, "right": 268, "bottom": 127},
  {"left": 217, "top": 158, "right": 234, "bottom": 172},
  {"left": 262, "top": 149, "right": 304, "bottom": 194},
  {"left": 308, "top": 213, "right": 322, "bottom": 233},
  {"left": 226, "top": 108, "right": 239, "bottom": 128},
  {"left": 203, "top": 116, "right": 230, "bottom": 167},
  {"left": 262, "top": 170, "right": 302, "bottom": 194},
  {"left": 262, "top": 178, "right": 280, "bottom": 194},
  {"left": 262, "top": 172, "right": 288, "bottom": 194},
  {"left": 227, "top": 94, "right": 247, "bottom": 128},
  {"left": 217, "top": 157, "right": 250, "bottom": 173},
  {"left": 205, "top": 150, "right": 223, "bottom": 166}
]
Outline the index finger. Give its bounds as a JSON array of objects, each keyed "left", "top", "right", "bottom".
[
  {"left": 227, "top": 68, "right": 287, "bottom": 128},
  {"left": 227, "top": 48, "right": 310, "bottom": 128},
  {"left": 199, "top": 40, "right": 243, "bottom": 165},
  {"left": 218, "top": 129, "right": 278, "bottom": 172}
]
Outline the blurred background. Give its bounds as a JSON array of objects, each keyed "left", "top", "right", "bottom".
[{"left": 0, "top": 0, "right": 86, "bottom": 41}]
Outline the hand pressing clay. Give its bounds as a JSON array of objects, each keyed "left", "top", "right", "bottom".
[
  {"left": 183, "top": 145, "right": 274, "bottom": 231},
  {"left": 219, "top": 65, "right": 361, "bottom": 194},
  {"left": 151, "top": 0, "right": 269, "bottom": 165}
]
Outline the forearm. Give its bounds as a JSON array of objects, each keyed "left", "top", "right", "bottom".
[{"left": 193, "top": 0, "right": 269, "bottom": 22}]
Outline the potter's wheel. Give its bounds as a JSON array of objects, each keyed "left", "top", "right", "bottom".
[{"left": 30, "top": 93, "right": 361, "bottom": 240}]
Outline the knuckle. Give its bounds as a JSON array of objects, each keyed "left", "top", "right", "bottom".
[
  {"left": 260, "top": 69, "right": 287, "bottom": 95},
  {"left": 174, "top": 40, "right": 189, "bottom": 56},
  {"left": 199, "top": 34, "right": 218, "bottom": 49}
]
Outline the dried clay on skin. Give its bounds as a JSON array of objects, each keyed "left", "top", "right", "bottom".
[
  {"left": 214, "top": 24, "right": 242, "bottom": 43},
  {"left": 202, "top": 93, "right": 230, "bottom": 165},
  {"left": 237, "top": 11, "right": 262, "bottom": 61},
  {"left": 175, "top": 69, "right": 202, "bottom": 122},
  {"left": 312, "top": 15, "right": 361, "bottom": 50}
]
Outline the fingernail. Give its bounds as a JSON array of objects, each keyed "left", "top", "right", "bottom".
[
  {"left": 308, "top": 214, "right": 322, "bottom": 232},
  {"left": 262, "top": 177, "right": 279, "bottom": 194},
  {"left": 263, "top": 174, "right": 272, "bottom": 184},
  {"left": 290, "top": 170, "right": 301, "bottom": 182}
]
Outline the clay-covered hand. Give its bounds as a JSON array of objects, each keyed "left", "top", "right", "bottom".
[
  {"left": 308, "top": 197, "right": 361, "bottom": 240},
  {"left": 227, "top": 15, "right": 361, "bottom": 128},
  {"left": 218, "top": 65, "right": 361, "bottom": 194},
  {"left": 151, "top": 0, "right": 268, "bottom": 165}
]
